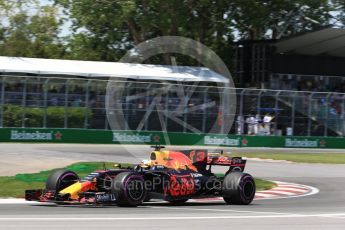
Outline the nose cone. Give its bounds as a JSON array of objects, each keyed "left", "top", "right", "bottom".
[{"left": 59, "top": 181, "right": 94, "bottom": 199}]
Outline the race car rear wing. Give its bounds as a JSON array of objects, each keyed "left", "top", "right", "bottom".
[
  {"left": 181, "top": 149, "right": 246, "bottom": 171},
  {"left": 207, "top": 154, "right": 247, "bottom": 167}
]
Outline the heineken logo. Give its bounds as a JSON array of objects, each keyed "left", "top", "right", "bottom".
[
  {"left": 320, "top": 139, "right": 326, "bottom": 148},
  {"left": 54, "top": 131, "right": 62, "bottom": 140},
  {"left": 204, "top": 136, "right": 240, "bottom": 146},
  {"left": 112, "top": 132, "right": 152, "bottom": 143},
  {"left": 10, "top": 130, "right": 55, "bottom": 140},
  {"left": 241, "top": 138, "right": 248, "bottom": 146},
  {"left": 153, "top": 135, "right": 161, "bottom": 143},
  {"left": 285, "top": 138, "right": 318, "bottom": 148}
]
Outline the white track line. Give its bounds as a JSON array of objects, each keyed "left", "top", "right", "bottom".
[
  {"left": 255, "top": 193, "right": 275, "bottom": 198},
  {"left": 0, "top": 199, "right": 36, "bottom": 204},
  {"left": 149, "top": 206, "right": 293, "bottom": 215},
  {"left": 270, "top": 187, "right": 309, "bottom": 192},
  {"left": 1, "top": 213, "right": 345, "bottom": 221},
  {"left": 258, "top": 190, "right": 299, "bottom": 196}
]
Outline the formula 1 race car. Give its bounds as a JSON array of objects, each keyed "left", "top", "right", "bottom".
[{"left": 25, "top": 146, "right": 256, "bottom": 207}]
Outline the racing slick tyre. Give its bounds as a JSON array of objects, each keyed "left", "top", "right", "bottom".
[
  {"left": 46, "top": 169, "right": 79, "bottom": 192},
  {"left": 143, "top": 193, "right": 151, "bottom": 202},
  {"left": 112, "top": 172, "right": 147, "bottom": 207},
  {"left": 222, "top": 172, "right": 255, "bottom": 205},
  {"left": 168, "top": 199, "right": 189, "bottom": 205}
]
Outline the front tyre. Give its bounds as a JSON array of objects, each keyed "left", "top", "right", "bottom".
[
  {"left": 222, "top": 172, "right": 255, "bottom": 205},
  {"left": 112, "top": 172, "right": 147, "bottom": 207},
  {"left": 46, "top": 169, "right": 79, "bottom": 192}
]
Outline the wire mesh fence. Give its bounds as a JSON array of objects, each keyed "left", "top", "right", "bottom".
[{"left": 0, "top": 75, "right": 344, "bottom": 137}]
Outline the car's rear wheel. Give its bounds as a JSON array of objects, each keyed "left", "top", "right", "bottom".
[
  {"left": 112, "top": 172, "right": 147, "bottom": 207},
  {"left": 143, "top": 193, "right": 151, "bottom": 202},
  {"left": 222, "top": 172, "right": 255, "bottom": 205},
  {"left": 46, "top": 169, "right": 79, "bottom": 192}
]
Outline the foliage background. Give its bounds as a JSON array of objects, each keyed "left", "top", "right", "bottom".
[{"left": 0, "top": 0, "right": 344, "bottom": 67}]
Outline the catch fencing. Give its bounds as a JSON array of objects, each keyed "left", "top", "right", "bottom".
[{"left": 0, "top": 75, "right": 344, "bottom": 137}]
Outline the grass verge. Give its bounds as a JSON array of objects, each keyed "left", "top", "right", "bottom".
[
  {"left": 231, "top": 152, "right": 345, "bottom": 164},
  {"left": 0, "top": 162, "right": 276, "bottom": 198}
]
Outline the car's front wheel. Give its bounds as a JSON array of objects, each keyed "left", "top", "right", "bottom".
[
  {"left": 112, "top": 172, "right": 147, "bottom": 207},
  {"left": 46, "top": 169, "right": 79, "bottom": 192}
]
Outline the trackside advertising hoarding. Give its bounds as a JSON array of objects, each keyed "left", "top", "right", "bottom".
[{"left": 0, "top": 128, "right": 344, "bottom": 148}]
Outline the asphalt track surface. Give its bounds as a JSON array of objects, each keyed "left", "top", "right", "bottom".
[{"left": 1, "top": 144, "right": 345, "bottom": 230}]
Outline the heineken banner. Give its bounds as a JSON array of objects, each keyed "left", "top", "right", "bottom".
[{"left": 0, "top": 128, "right": 345, "bottom": 149}]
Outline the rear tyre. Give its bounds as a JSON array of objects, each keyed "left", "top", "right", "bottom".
[
  {"left": 222, "top": 172, "right": 255, "bottom": 205},
  {"left": 112, "top": 172, "right": 147, "bottom": 207},
  {"left": 46, "top": 169, "right": 79, "bottom": 192},
  {"left": 143, "top": 193, "right": 151, "bottom": 202}
]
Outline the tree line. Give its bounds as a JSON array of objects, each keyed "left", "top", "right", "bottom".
[{"left": 0, "top": 0, "right": 344, "bottom": 67}]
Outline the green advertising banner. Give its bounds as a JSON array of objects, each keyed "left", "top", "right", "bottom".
[{"left": 0, "top": 128, "right": 345, "bottom": 149}]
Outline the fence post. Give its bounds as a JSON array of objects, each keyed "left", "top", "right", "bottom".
[
  {"left": 64, "top": 79, "right": 69, "bottom": 128},
  {"left": 43, "top": 78, "right": 49, "bottom": 128},
  {"left": 0, "top": 77, "right": 5, "bottom": 128},
  {"left": 143, "top": 83, "right": 149, "bottom": 131},
  {"left": 220, "top": 87, "right": 226, "bottom": 134},
  {"left": 164, "top": 85, "right": 170, "bottom": 131},
  {"left": 290, "top": 92, "right": 296, "bottom": 136},
  {"left": 21, "top": 78, "right": 28, "bottom": 128},
  {"left": 307, "top": 92, "right": 314, "bottom": 136},
  {"left": 202, "top": 88, "right": 208, "bottom": 133},
  {"left": 257, "top": 90, "right": 263, "bottom": 116},
  {"left": 274, "top": 91, "right": 281, "bottom": 135},
  {"left": 183, "top": 85, "right": 187, "bottom": 133},
  {"left": 342, "top": 95, "right": 345, "bottom": 136},
  {"left": 324, "top": 93, "right": 331, "bottom": 137},
  {"left": 84, "top": 80, "right": 91, "bottom": 129},
  {"left": 239, "top": 89, "right": 246, "bottom": 118},
  {"left": 238, "top": 89, "right": 246, "bottom": 135}
]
